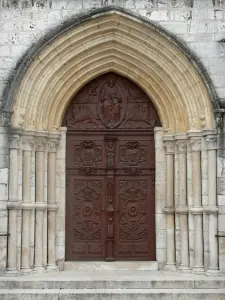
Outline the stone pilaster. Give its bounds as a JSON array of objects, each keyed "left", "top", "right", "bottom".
[
  {"left": 20, "top": 132, "right": 34, "bottom": 273},
  {"left": 201, "top": 135, "right": 209, "bottom": 271},
  {"left": 33, "top": 132, "right": 47, "bottom": 272},
  {"left": 188, "top": 132, "right": 204, "bottom": 274},
  {"left": 187, "top": 142, "right": 194, "bottom": 269},
  {"left": 163, "top": 135, "right": 176, "bottom": 271},
  {"left": 176, "top": 135, "right": 190, "bottom": 272},
  {"left": 204, "top": 132, "right": 220, "bottom": 276},
  {"left": 56, "top": 127, "right": 67, "bottom": 270},
  {"left": 47, "top": 133, "right": 59, "bottom": 271},
  {"left": 7, "top": 133, "right": 20, "bottom": 274}
]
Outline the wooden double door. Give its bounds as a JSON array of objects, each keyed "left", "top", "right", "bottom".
[{"left": 64, "top": 73, "right": 160, "bottom": 261}]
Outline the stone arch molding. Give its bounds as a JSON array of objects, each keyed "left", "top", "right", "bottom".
[{"left": 5, "top": 8, "right": 217, "bottom": 133}]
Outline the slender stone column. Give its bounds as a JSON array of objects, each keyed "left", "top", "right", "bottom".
[
  {"left": 205, "top": 133, "right": 220, "bottom": 276},
  {"left": 21, "top": 133, "right": 34, "bottom": 273},
  {"left": 163, "top": 136, "right": 176, "bottom": 271},
  {"left": 47, "top": 133, "right": 59, "bottom": 271},
  {"left": 33, "top": 133, "right": 47, "bottom": 272},
  {"left": 189, "top": 133, "right": 204, "bottom": 274},
  {"left": 176, "top": 135, "right": 190, "bottom": 272},
  {"left": 7, "top": 133, "right": 20, "bottom": 274}
]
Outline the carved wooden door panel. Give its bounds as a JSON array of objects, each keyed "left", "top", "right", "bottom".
[
  {"left": 114, "top": 136, "right": 156, "bottom": 260},
  {"left": 64, "top": 73, "right": 160, "bottom": 261},
  {"left": 65, "top": 136, "right": 107, "bottom": 260}
]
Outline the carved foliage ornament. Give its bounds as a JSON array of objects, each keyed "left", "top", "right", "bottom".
[
  {"left": 48, "top": 139, "right": 59, "bottom": 152},
  {"left": 22, "top": 137, "right": 34, "bottom": 151},
  {"left": 35, "top": 137, "right": 47, "bottom": 151},
  {"left": 164, "top": 141, "right": 175, "bottom": 154},
  {"left": 189, "top": 138, "right": 202, "bottom": 152},
  {"left": 205, "top": 135, "right": 217, "bottom": 150},
  {"left": 176, "top": 140, "right": 187, "bottom": 153}
]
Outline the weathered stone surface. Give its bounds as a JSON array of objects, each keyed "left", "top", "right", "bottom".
[{"left": 0, "top": 288, "right": 225, "bottom": 300}]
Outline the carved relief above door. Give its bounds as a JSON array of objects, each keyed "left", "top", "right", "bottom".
[{"left": 64, "top": 73, "right": 160, "bottom": 261}]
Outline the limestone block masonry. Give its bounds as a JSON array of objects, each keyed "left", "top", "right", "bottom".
[{"left": 0, "top": 0, "right": 225, "bottom": 277}]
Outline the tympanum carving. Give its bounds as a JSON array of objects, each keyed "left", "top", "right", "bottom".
[{"left": 63, "top": 73, "right": 160, "bottom": 130}]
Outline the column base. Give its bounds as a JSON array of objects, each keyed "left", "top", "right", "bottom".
[
  {"left": 205, "top": 269, "right": 221, "bottom": 277},
  {"left": 191, "top": 266, "right": 205, "bottom": 275},
  {"left": 163, "top": 264, "right": 176, "bottom": 271},
  {"left": 20, "top": 267, "right": 33, "bottom": 274},
  {"left": 46, "top": 264, "right": 59, "bottom": 272},
  {"left": 33, "top": 265, "right": 45, "bottom": 273},
  {"left": 178, "top": 265, "right": 190, "bottom": 273},
  {"left": 6, "top": 268, "right": 19, "bottom": 276}
]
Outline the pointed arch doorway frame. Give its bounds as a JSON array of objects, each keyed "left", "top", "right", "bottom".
[{"left": 3, "top": 8, "right": 220, "bottom": 274}]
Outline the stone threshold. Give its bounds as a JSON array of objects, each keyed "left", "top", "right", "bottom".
[{"left": 62, "top": 261, "right": 158, "bottom": 271}]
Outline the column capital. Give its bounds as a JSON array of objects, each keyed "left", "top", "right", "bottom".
[
  {"left": 22, "top": 133, "right": 35, "bottom": 151},
  {"left": 48, "top": 139, "right": 59, "bottom": 152},
  {"left": 175, "top": 134, "right": 187, "bottom": 153},
  {"left": 163, "top": 135, "right": 175, "bottom": 154},
  {"left": 48, "top": 132, "right": 60, "bottom": 152},
  {"left": 35, "top": 137, "right": 47, "bottom": 152},
  {"left": 188, "top": 138, "right": 202, "bottom": 152},
  {"left": 204, "top": 133, "right": 218, "bottom": 151},
  {"left": 35, "top": 132, "right": 48, "bottom": 152},
  {"left": 187, "top": 131, "right": 202, "bottom": 152},
  {"left": 9, "top": 134, "right": 20, "bottom": 149},
  {"left": 176, "top": 140, "right": 187, "bottom": 153}
]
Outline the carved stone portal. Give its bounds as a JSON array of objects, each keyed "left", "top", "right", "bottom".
[{"left": 64, "top": 72, "right": 160, "bottom": 261}]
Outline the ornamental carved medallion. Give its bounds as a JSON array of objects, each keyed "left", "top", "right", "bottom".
[
  {"left": 74, "top": 141, "right": 101, "bottom": 167},
  {"left": 120, "top": 141, "right": 146, "bottom": 166},
  {"left": 97, "top": 75, "right": 126, "bottom": 128}
]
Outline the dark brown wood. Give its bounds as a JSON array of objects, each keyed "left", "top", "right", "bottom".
[{"left": 64, "top": 72, "right": 160, "bottom": 261}]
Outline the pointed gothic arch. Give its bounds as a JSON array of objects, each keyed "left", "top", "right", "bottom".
[{"left": 2, "top": 8, "right": 218, "bottom": 133}]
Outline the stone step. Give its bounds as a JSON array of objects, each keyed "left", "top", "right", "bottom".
[
  {"left": 1, "top": 278, "right": 225, "bottom": 289},
  {"left": 0, "top": 289, "right": 225, "bottom": 300}
]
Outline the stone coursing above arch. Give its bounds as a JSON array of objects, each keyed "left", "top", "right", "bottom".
[{"left": 1, "top": 7, "right": 219, "bottom": 132}]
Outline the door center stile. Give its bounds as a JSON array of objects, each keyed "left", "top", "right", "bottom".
[{"left": 105, "top": 137, "right": 117, "bottom": 261}]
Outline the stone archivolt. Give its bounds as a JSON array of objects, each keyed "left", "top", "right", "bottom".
[{"left": 10, "top": 11, "right": 214, "bottom": 133}]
